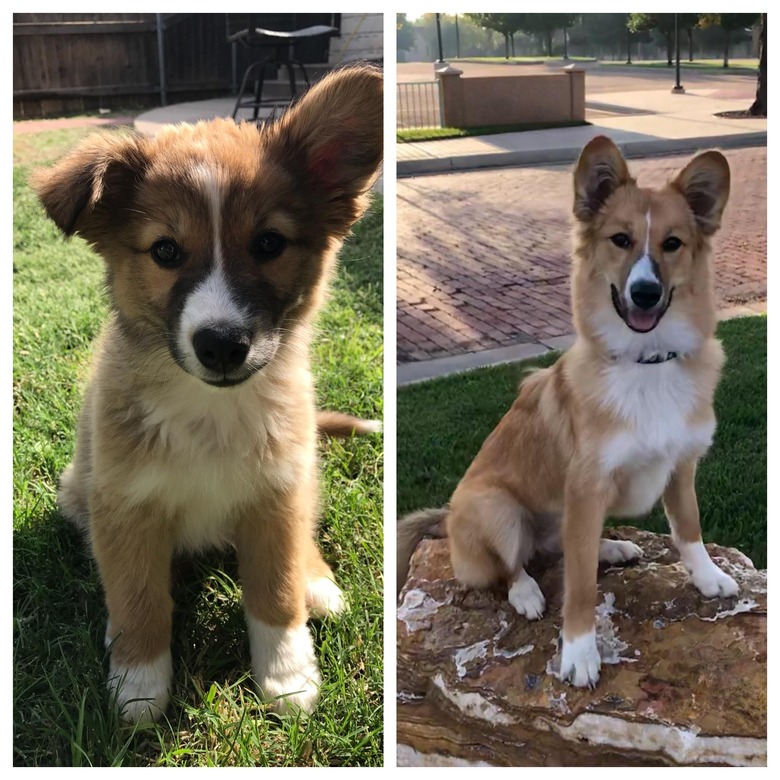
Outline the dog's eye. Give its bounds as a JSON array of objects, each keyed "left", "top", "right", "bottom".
[
  {"left": 609, "top": 233, "right": 632, "bottom": 249},
  {"left": 662, "top": 236, "right": 683, "bottom": 253},
  {"left": 252, "top": 231, "right": 287, "bottom": 262},
  {"left": 150, "top": 239, "right": 182, "bottom": 268}
]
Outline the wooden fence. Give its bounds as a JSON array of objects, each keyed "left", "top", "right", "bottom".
[{"left": 13, "top": 13, "right": 341, "bottom": 118}]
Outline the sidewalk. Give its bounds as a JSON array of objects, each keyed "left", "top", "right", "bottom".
[
  {"left": 397, "top": 146, "right": 767, "bottom": 382},
  {"left": 397, "top": 88, "right": 766, "bottom": 176}
]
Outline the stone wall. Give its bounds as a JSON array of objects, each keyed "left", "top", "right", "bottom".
[{"left": 437, "top": 66, "right": 585, "bottom": 128}]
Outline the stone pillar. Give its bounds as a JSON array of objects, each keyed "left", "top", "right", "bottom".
[
  {"left": 563, "top": 64, "right": 585, "bottom": 122},
  {"left": 435, "top": 65, "right": 464, "bottom": 129}
]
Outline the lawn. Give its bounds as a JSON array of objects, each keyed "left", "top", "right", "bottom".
[
  {"left": 398, "top": 316, "right": 766, "bottom": 569},
  {"left": 13, "top": 126, "right": 384, "bottom": 767},
  {"left": 397, "top": 120, "right": 589, "bottom": 143},
  {"left": 451, "top": 56, "right": 598, "bottom": 64},
  {"left": 600, "top": 58, "right": 758, "bottom": 73}
]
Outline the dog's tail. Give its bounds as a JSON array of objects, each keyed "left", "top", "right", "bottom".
[
  {"left": 316, "top": 410, "right": 382, "bottom": 438},
  {"left": 397, "top": 507, "right": 449, "bottom": 595}
]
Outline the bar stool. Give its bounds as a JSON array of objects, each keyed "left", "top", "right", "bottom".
[{"left": 228, "top": 24, "right": 339, "bottom": 122}]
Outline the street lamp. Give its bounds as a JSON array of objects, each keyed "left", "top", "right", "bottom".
[
  {"left": 672, "top": 13, "right": 685, "bottom": 93},
  {"left": 435, "top": 13, "right": 445, "bottom": 64}
]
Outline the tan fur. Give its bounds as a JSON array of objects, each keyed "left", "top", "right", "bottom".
[
  {"left": 399, "top": 136, "right": 732, "bottom": 684},
  {"left": 34, "top": 64, "right": 383, "bottom": 721}
]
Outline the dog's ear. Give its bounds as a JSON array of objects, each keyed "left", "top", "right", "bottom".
[
  {"left": 31, "top": 131, "right": 147, "bottom": 239},
  {"left": 264, "top": 64, "right": 383, "bottom": 234},
  {"left": 671, "top": 150, "right": 730, "bottom": 236},
  {"left": 573, "top": 135, "right": 633, "bottom": 223}
]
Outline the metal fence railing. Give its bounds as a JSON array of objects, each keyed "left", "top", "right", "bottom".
[{"left": 396, "top": 80, "right": 441, "bottom": 130}]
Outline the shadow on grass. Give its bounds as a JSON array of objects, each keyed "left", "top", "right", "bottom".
[{"left": 14, "top": 507, "right": 335, "bottom": 766}]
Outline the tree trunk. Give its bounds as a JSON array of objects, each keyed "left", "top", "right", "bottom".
[
  {"left": 563, "top": 28, "right": 569, "bottom": 59},
  {"left": 749, "top": 14, "right": 767, "bottom": 116},
  {"left": 546, "top": 30, "right": 553, "bottom": 57},
  {"left": 510, "top": 32, "right": 515, "bottom": 58},
  {"left": 666, "top": 33, "right": 673, "bottom": 66},
  {"left": 504, "top": 32, "right": 509, "bottom": 59},
  {"left": 687, "top": 28, "right": 694, "bottom": 62},
  {"left": 724, "top": 28, "right": 731, "bottom": 68}
]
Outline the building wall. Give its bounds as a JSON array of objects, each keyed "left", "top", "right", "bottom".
[{"left": 329, "top": 13, "right": 382, "bottom": 64}]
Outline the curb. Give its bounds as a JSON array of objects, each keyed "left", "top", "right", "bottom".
[{"left": 397, "top": 131, "right": 767, "bottom": 177}]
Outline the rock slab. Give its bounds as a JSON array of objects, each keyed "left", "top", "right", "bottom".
[{"left": 397, "top": 527, "right": 766, "bottom": 767}]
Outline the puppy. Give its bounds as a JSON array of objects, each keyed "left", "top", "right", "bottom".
[
  {"left": 33, "top": 64, "right": 383, "bottom": 723},
  {"left": 399, "top": 136, "right": 736, "bottom": 688}
]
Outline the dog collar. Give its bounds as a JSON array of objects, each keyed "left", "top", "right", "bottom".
[
  {"left": 636, "top": 351, "right": 678, "bottom": 365},
  {"left": 608, "top": 350, "right": 680, "bottom": 364}
]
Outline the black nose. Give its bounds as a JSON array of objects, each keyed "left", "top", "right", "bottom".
[
  {"left": 630, "top": 280, "right": 663, "bottom": 310},
  {"left": 192, "top": 327, "right": 251, "bottom": 373}
]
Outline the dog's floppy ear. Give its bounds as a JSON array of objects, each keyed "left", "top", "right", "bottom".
[
  {"left": 671, "top": 150, "right": 730, "bottom": 236},
  {"left": 264, "top": 64, "right": 383, "bottom": 234},
  {"left": 31, "top": 131, "right": 147, "bottom": 239},
  {"left": 573, "top": 135, "right": 633, "bottom": 223}
]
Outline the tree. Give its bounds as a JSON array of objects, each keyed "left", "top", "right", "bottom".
[
  {"left": 749, "top": 13, "right": 766, "bottom": 116},
  {"left": 518, "top": 14, "right": 579, "bottom": 57},
  {"left": 700, "top": 13, "right": 759, "bottom": 68},
  {"left": 396, "top": 13, "right": 416, "bottom": 53},
  {"left": 629, "top": 13, "right": 676, "bottom": 65},
  {"left": 678, "top": 13, "right": 702, "bottom": 62},
  {"left": 415, "top": 14, "right": 504, "bottom": 59},
  {"left": 466, "top": 13, "right": 523, "bottom": 59},
  {"left": 571, "top": 13, "right": 648, "bottom": 62}
]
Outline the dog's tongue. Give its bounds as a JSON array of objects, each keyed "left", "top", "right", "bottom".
[{"left": 627, "top": 309, "right": 658, "bottom": 333}]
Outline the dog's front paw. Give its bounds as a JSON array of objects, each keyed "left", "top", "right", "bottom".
[
  {"left": 108, "top": 651, "right": 172, "bottom": 725},
  {"left": 599, "top": 539, "right": 643, "bottom": 565},
  {"left": 248, "top": 619, "right": 321, "bottom": 715},
  {"left": 677, "top": 540, "right": 739, "bottom": 599},
  {"left": 508, "top": 572, "right": 546, "bottom": 620},
  {"left": 691, "top": 562, "right": 739, "bottom": 599},
  {"left": 560, "top": 630, "right": 601, "bottom": 688},
  {"left": 306, "top": 576, "right": 347, "bottom": 619}
]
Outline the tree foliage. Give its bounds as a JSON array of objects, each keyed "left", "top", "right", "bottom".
[
  {"left": 700, "top": 13, "right": 760, "bottom": 67},
  {"left": 396, "top": 13, "right": 416, "bottom": 52}
]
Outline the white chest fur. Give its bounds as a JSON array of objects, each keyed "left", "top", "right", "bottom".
[
  {"left": 597, "top": 360, "right": 715, "bottom": 517},
  {"left": 117, "top": 372, "right": 313, "bottom": 551}
]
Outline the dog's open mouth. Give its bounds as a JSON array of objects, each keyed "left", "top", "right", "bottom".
[{"left": 610, "top": 284, "right": 673, "bottom": 334}]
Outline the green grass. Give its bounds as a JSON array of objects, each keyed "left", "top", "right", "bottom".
[
  {"left": 13, "top": 127, "right": 383, "bottom": 766},
  {"left": 398, "top": 316, "right": 766, "bottom": 569},
  {"left": 451, "top": 56, "right": 597, "bottom": 64},
  {"left": 397, "top": 120, "right": 589, "bottom": 143},
  {"left": 600, "top": 58, "right": 758, "bottom": 73}
]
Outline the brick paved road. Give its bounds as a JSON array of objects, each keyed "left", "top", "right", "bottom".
[{"left": 397, "top": 147, "right": 766, "bottom": 362}]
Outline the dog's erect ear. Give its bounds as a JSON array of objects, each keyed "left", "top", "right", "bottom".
[
  {"left": 573, "top": 135, "right": 633, "bottom": 223},
  {"left": 31, "top": 132, "right": 147, "bottom": 239},
  {"left": 671, "top": 150, "right": 730, "bottom": 236},
  {"left": 264, "top": 64, "right": 383, "bottom": 233}
]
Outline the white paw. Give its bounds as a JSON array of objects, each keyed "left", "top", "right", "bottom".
[
  {"left": 306, "top": 576, "right": 347, "bottom": 619},
  {"left": 108, "top": 651, "right": 172, "bottom": 724},
  {"left": 676, "top": 539, "right": 739, "bottom": 599},
  {"left": 507, "top": 572, "right": 546, "bottom": 620},
  {"left": 247, "top": 618, "right": 321, "bottom": 715},
  {"left": 691, "top": 562, "right": 739, "bottom": 599},
  {"left": 560, "top": 630, "right": 601, "bottom": 688},
  {"left": 599, "top": 539, "right": 643, "bottom": 565}
]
